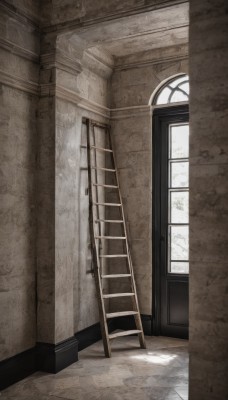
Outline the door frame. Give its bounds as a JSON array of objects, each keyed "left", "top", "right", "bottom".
[{"left": 152, "top": 104, "right": 189, "bottom": 336}]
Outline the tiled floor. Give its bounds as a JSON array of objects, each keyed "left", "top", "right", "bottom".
[{"left": 1, "top": 335, "right": 188, "bottom": 400}]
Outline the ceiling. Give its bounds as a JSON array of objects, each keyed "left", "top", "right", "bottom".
[{"left": 69, "top": 2, "right": 189, "bottom": 59}]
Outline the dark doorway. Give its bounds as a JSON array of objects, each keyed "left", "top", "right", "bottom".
[{"left": 153, "top": 105, "right": 189, "bottom": 339}]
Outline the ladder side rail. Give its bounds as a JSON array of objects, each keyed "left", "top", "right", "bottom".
[
  {"left": 108, "top": 128, "right": 146, "bottom": 348},
  {"left": 92, "top": 124, "right": 103, "bottom": 277},
  {"left": 86, "top": 119, "right": 111, "bottom": 357}
]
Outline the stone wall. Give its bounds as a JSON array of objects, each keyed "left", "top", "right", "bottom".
[
  {"left": 40, "top": 0, "right": 185, "bottom": 29},
  {"left": 0, "top": 1, "right": 40, "bottom": 360},
  {"left": 37, "top": 33, "right": 112, "bottom": 341},
  {"left": 110, "top": 46, "right": 188, "bottom": 315},
  {"left": 189, "top": 0, "right": 228, "bottom": 399},
  {"left": 0, "top": 0, "right": 191, "bottom": 365}
]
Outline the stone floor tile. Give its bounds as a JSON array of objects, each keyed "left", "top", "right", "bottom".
[{"left": 0, "top": 336, "right": 188, "bottom": 400}]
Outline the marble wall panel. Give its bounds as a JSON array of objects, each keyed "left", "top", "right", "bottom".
[
  {"left": 37, "top": 95, "right": 56, "bottom": 343},
  {"left": 0, "top": 1, "right": 39, "bottom": 360},
  {"left": 0, "top": 49, "right": 39, "bottom": 83},
  {"left": 189, "top": 0, "right": 228, "bottom": 398},
  {"left": 55, "top": 72, "right": 110, "bottom": 334},
  {"left": 0, "top": 85, "right": 37, "bottom": 360},
  {"left": 77, "top": 68, "right": 111, "bottom": 108},
  {"left": 0, "top": 3, "right": 39, "bottom": 361},
  {"left": 55, "top": 99, "right": 80, "bottom": 342}
]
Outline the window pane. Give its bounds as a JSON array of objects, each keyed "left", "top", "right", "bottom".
[
  {"left": 170, "top": 125, "right": 189, "bottom": 158},
  {"left": 156, "top": 87, "right": 172, "bottom": 105},
  {"left": 170, "top": 191, "right": 189, "bottom": 224},
  {"left": 170, "top": 261, "right": 189, "bottom": 274},
  {"left": 169, "top": 76, "right": 187, "bottom": 88},
  {"left": 171, "top": 225, "right": 189, "bottom": 261},
  {"left": 170, "top": 162, "right": 189, "bottom": 188},
  {"left": 179, "top": 81, "right": 189, "bottom": 95},
  {"left": 170, "top": 91, "right": 188, "bottom": 103}
]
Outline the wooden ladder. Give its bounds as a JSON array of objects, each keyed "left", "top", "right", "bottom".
[{"left": 85, "top": 117, "right": 146, "bottom": 357}]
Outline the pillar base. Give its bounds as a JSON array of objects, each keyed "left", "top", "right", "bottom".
[{"left": 37, "top": 336, "right": 78, "bottom": 374}]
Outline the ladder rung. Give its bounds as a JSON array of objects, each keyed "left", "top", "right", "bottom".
[
  {"left": 91, "top": 146, "right": 113, "bottom": 153},
  {"left": 93, "top": 184, "right": 118, "bottom": 188},
  {"left": 95, "top": 219, "right": 124, "bottom": 223},
  {"left": 95, "top": 236, "right": 126, "bottom": 240},
  {"left": 109, "top": 330, "right": 142, "bottom": 340},
  {"left": 106, "top": 311, "right": 138, "bottom": 319},
  {"left": 92, "top": 167, "right": 116, "bottom": 172},
  {"left": 101, "top": 274, "right": 131, "bottom": 279},
  {"left": 100, "top": 254, "right": 128, "bottom": 258},
  {"left": 93, "top": 202, "right": 121, "bottom": 207},
  {"left": 103, "top": 293, "right": 135, "bottom": 299}
]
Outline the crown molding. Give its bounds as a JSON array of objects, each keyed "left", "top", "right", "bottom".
[
  {"left": 39, "top": 82, "right": 110, "bottom": 119},
  {"left": 110, "top": 105, "right": 152, "bottom": 120},
  {"left": 40, "top": 51, "right": 82, "bottom": 76},
  {"left": 114, "top": 42, "right": 189, "bottom": 70},
  {"left": 114, "top": 53, "right": 188, "bottom": 71},
  {"left": 41, "top": 0, "right": 188, "bottom": 34},
  {"left": 56, "top": 86, "right": 110, "bottom": 119},
  {"left": 0, "top": 38, "right": 39, "bottom": 63},
  {"left": 0, "top": 69, "right": 39, "bottom": 96},
  {"left": 83, "top": 50, "right": 114, "bottom": 79}
]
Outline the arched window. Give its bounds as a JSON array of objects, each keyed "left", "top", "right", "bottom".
[{"left": 154, "top": 74, "right": 189, "bottom": 105}]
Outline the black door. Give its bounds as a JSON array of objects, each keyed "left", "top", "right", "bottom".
[{"left": 153, "top": 106, "right": 189, "bottom": 339}]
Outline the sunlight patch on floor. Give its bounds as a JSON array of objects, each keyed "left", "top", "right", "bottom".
[{"left": 130, "top": 352, "right": 177, "bottom": 365}]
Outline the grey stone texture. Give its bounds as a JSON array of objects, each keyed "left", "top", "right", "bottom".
[
  {"left": 1, "top": 336, "right": 188, "bottom": 400},
  {"left": 0, "top": 0, "right": 190, "bottom": 362},
  {"left": 41, "top": 0, "right": 188, "bottom": 29},
  {"left": 37, "top": 31, "right": 111, "bottom": 343},
  {"left": 109, "top": 57, "right": 188, "bottom": 315},
  {"left": 2, "top": 5, "right": 227, "bottom": 399},
  {"left": 0, "top": 1, "right": 39, "bottom": 361},
  {"left": 189, "top": 0, "right": 228, "bottom": 399}
]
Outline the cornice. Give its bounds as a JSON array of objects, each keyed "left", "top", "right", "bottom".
[
  {"left": 41, "top": 0, "right": 189, "bottom": 34},
  {"left": 114, "top": 53, "right": 188, "bottom": 71},
  {"left": 0, "top": 38, "right": 39, "bottom": 63},
  {"left": 40, "top": 51, "right": 82, "bottom": 75},
  {"left": 0, "top": 68, "right": 182, "bottom": 120},
  {"left": 82, "top": 50, "right": 114, "bottom": 79},
  {"left": 110, "top": 105, "right": 152, "bottom": 120},
  {"left": 0, "top": 69, "right": 39, "bottom": 96},
  {"left": 39, "top": 83, "right": 110, "bottom": 119},
  {"left": 56, "top": 86, "right": 110, "bottom": 119}
]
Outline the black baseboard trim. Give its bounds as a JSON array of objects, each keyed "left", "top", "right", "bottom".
[
  {"left": 75, "top": 322, "right": 102, "bottom": 352},
  {"left": 0, "top": 315, "right": 153, "bottom": 390},
  {"left": 75, "top": 319, "right": 116, "bottom": 351},
  {"left": 75, "top": 315, "right": 153, "bottom": 353},
  {"left": 114, "top": 314, "right": 153, "bottom": 336},
  {"left": 0, "top": 347, "right": 36, "bottom": 391},
  {"left": 36, "top": 336, "right": 78, "bottom": 374}
]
